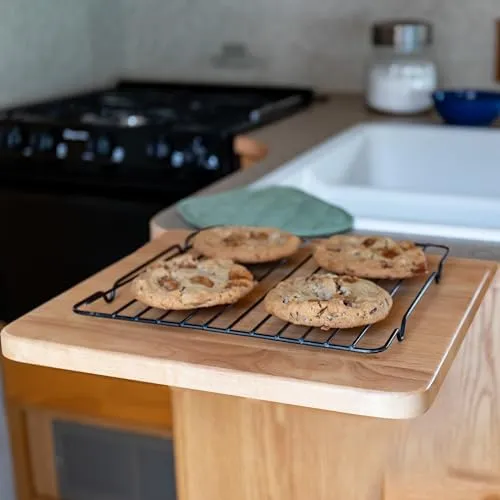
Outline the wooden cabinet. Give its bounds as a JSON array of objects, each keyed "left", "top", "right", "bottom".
[
  {"left": 1, "top": 355, "right": 175, "bottom": 500},
  {"left": 172, "top": 278, "right": 500, "bottom": 500},
  {"left": 3, "top": 231, "right": 500, "bottom": 500}
]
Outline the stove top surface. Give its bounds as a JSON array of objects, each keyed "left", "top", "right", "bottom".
[
  {"left": 0, "top": 80, "right": 314, "bottom": 189},
  {"left": 5, "top": 80, "right": 314, "bottom": 134}
]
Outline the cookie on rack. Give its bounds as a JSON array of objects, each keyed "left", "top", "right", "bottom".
[
  {"left": 191, "top": 226, "right": 301, "bottom": 264},
  {"left": 313, "top": 235, "right": 427, "bottom": 279},
  {"left": 264, "top": 273, "right": 393, "bottom": 330},
  {"left": 131, "top": 254, "right": 256, "bottom": 310}
]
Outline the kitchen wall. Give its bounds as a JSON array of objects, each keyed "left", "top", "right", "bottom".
[
  {"left": 121, "top": 0, "right": 499, "bottom": 91},
  {"left": 0, "top": 0, "right": 123, "bottom": 107},
  {"left": 0, "top": 0, "right": 496, "bottom": 105}
]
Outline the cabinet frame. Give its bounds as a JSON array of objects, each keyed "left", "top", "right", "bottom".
[{"left": 1, "top": 355, "right": 173, "bottom": 500}]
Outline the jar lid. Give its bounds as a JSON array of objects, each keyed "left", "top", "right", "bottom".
[{"left": 372, "top": 19, "right": 433, "bottom": 50}]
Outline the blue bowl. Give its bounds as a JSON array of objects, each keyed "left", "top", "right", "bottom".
[{"left": 432, "top": 89, "right": 500, "bottom": 126}]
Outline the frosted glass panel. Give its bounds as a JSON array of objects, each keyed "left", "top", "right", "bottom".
[{"left": 53, "top": 420, "right": 176, "bottom": 500}]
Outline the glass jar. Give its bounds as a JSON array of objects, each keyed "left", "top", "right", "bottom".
[{"left": 366, "top": 20, "right": 438, "bottom": 115}]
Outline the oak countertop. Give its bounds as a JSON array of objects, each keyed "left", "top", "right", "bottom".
[
  {"left": 1, "top": 230, "right": 496, "bottom": 419},
  {"left": 150, "top": 94, "right": 500, "bottom": 262}
]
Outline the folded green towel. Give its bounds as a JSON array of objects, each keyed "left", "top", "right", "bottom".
[{"left": 176, "top": 186, "right": 353, "bottom": 237}]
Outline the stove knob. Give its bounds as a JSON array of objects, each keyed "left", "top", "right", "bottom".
[
  {"left": 156, "top": 140, "right": 169, "bottom": 159},
  {"left": 191, "top": 137, "right": 209, "bottom": 166},
  {"left": 191, "top": 137, "right": 207, "bottom": 157},
  {"left": 171, "top": 151, "right": 185, "bottom": 168},
  {"left": 204, "top": 154, "right": 220, "bottom": 171},
  {"left": 36, "top": 132, "right": 55, "bottom": 152},
  {"left": 146, "top": 139, "right": 169, "bottom": 160},
  {"left": 111, "top": 146, "right": 125, "bottom": 163},
  {"left": 6, "top": 127, "right": 24, "bottom": 150},
  {"left": 56, "top": 143, "right": 68, "bottom": 160},
  {"left": 95, "top": 135, "right": 112, "bottom": 157}
]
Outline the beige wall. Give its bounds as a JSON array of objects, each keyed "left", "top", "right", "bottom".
[
  {"left": 0, "top": 0, "right": 497, "bottom": 105},
  {"left": 0, "top": 0, "right": 122, "bottom": 107},
  {"left": 121, "top": 0, "right": 500, "bottom": 91}
]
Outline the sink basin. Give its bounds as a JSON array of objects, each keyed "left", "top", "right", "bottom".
[{"left": 253, "top": 122, "right": 500, "bottom": 241}]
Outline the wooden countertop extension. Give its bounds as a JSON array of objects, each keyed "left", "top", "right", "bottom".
[{"left": 1, "top": 230, "right": 496, "bottom": 419}]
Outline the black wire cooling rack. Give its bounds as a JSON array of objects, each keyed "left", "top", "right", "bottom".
[{"left": 73, "top": 231, "right": 449, "bottom": 354}]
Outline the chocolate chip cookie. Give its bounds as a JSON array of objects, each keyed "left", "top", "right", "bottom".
[
  {"left": 131, "top": 254, "right": 256, "bottom": 310},
  {"left": 313, "top": 235, "right": 428, "bottom": 279},
  {"left": 191, "top": 226, "right": 301, "bottom": 264},
  {"left": 264, "top": 273, "right": 393, "bottom": 329}
]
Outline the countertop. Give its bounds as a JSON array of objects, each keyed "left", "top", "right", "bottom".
[
  {"left": 151, "top": 94, "right": 500, "bottom": 262},
  {"left": 1, "top": 230, "right": 496, "bottom": 419}
]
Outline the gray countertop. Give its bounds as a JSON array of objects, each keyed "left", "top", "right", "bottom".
[{"left": 150, "top": 94, "right": 500, "bottom": 262}]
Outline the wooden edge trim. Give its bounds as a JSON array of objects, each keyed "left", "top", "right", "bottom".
[{"left": 1, "top": 331, "right": 429, "bottom": 420}]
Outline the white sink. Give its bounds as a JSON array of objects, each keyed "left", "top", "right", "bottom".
[{"left": 253, "top": 122, "right": 500, "bottom": 241}]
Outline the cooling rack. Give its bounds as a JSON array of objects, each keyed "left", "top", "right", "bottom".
[{"left": 73, "top": 231, "right": 449, "bottom": 354}]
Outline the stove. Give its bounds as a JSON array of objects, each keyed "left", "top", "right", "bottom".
[
  {"left": 0, "top": 80, "right": 313, "bottom": 195},
  {"left": 0, "top": 80, "right": 313, "bottom": 322}
]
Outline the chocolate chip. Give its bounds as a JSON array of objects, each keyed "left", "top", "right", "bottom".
[
  {"left": 381, "top": 248, "right": 400, "bottom": 259},
  {"left": 190, "top": 275, "right": 214, "bottom": 288},
  {"left": 226, "top": 278, "right": 250, "bottom": 289},
  {"left": 158, "top": 277, "right": 179, "bottom": 291},
  {"left": 363, "top": 237, "right": 377, "bottom": 247},
  {"left": 343, "top": 299, "right": 353, "bottom": 307},
  {"left": 250, "top": 231, "right": 269, "bottom": 241},
  {"left": 223, "top": 234, "right": 245, "bottom": 246},
  {"left": 369, "top": 307, "right": 378, "bottom": 314},
  {"left": 229, "top": 268, "right": 251, "bottom": 280}
]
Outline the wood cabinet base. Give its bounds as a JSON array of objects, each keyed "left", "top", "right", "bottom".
[
  {"left": 172, "top": 281, "right": 500, "bottom": 500},
  {"left": 1, "top": 356, "right": 173, "bottom": 500}
]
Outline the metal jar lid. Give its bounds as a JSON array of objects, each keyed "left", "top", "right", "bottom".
[{"left": 372, "top": 19, "right": 433, "bottom": 50}]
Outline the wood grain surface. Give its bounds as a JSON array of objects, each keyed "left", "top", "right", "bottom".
[
  {"left": 2, "top": 355, "right": 173, "bottom": 433},
  {"left": 1, "top": 230, "right": 496, "bottom": 419},
  {"left": 1, "top": 352, "right": 173, "bottom": 500},
  {"left": 173, "top": 276, "right": 500, "bottom": 500},
  {"left": 234, "top": 135, "right": 268, "bottom": 168}
]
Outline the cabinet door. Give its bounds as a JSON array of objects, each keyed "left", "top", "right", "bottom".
[
  {"left": 25, "top": 408, "right": 177, "bottom": 500},
  {"left": 24, "top": 410, "right": 59, "bottom": 498}
]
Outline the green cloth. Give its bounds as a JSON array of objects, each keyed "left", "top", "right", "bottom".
[{"left": 176, "top": 186, "right": 353, "bottom": 237}]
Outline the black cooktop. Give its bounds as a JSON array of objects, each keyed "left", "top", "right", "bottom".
[
  {"left": 0, "top": 80, "right": 314, "bottom": 195},
  {"left": 5, "top": 80, "right": 314, "bottom": 134}
]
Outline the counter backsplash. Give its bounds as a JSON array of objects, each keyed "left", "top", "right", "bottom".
[
  {"left": 121, "top": 0, "right": 499, "bottom": 91},
  {"left": 0, "top": 0, "right": 497, "bottom": 106},
  {"left": 0, "top": 0, "right": 120, "bottom": 108}
]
